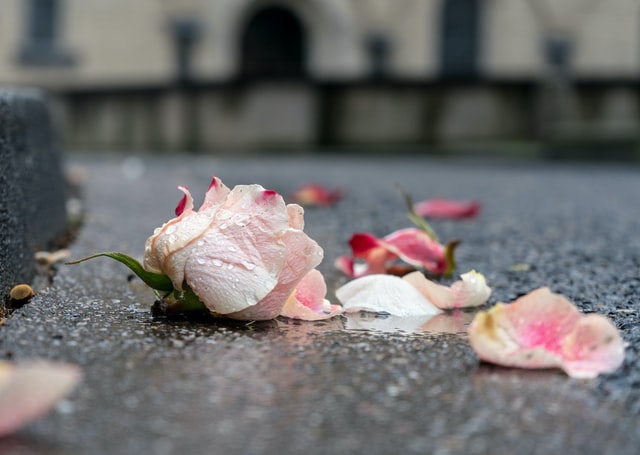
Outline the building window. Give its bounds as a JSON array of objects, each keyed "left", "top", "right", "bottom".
[
  {"left": 240, "top": 6, "right": 307, "bottom": 79},
  {"left": 19, "top": 0, "right": 74, "bottom": 66},
  {"left": 440, "top": 0, "right": 480, "bottom": 79}
]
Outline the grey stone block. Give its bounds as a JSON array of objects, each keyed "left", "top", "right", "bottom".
[{"left": 0, "top": 89, "right": 67, "bottom": 303}]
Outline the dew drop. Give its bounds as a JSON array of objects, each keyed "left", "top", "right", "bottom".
[
  {"left": 228, "top": 246, "right": 237, "bottom": 252},
  {"left": 213, "top": 259, "right": 223, "bottom": 267},
  {"left": 165, "top": 225, "right": 177, "bottom": 235},
  {"left": 196, "top": 257, "right": 206, "bottom": 265},
  {"left": 227, "top": 264, "right": 234, "bottom": 270},
  {"left": 220, "top": 223, "right": 228, "bottom": 230},
  {"left": 197, "top": 240, "right": 205, "bottom": 247},
  {"left": 242, "top": 261, "right": 256, "bottom": 271}
]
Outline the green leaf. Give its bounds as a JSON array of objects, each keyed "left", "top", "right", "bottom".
[
  {"left": 398, "top": 187, "right": 439, "bottom": 241},
  {"left": 67, "top": 252, "right": 174, "bottom": 292},
  {"left": 443, "top": 240, "right": 460, "bottom": 278}
]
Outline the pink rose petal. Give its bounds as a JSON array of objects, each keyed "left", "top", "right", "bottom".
[
  {"left": 403, "top": 270, "right": 491, "bottom": 309},
  {"left": 0, "top": 361, "right": 82, "bottom": 437},
  {"left": 338, "top": 229, "right": 448, "bottom": 277},
  {"left": 279, "top": 269, "right": 343, "bottom": 321},
  {"left": 382, "top": 228, "right": 447, "bottom": 274},
  {"left": 227, "top": 228, "right": 323, "bottom": 320},
  {"left": 291, "top": 183, "right": 343, "bottom": 207},
  {"left": 413, "top": 198, "right": 480, "bottom": 220},
  {"left": 468, "top": 287, "right": 625, "bottom": 378}
]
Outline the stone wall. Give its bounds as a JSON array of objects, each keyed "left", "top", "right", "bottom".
[{"left": 0, "top": 89, "right": 68, "bottom": 302}]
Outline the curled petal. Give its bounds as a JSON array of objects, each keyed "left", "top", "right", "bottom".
[
  {"left": 0, "top": 361, "right": 82, "bottom": 437},
  {"left": 468, "top": 287, "right": 625, "bottom": 378},
  {"left": 382, "top": 228, "right": 447, "bottom": 274},
  {"left": 336, "top": 274, "right": 442, "bottom": 317},
  {"left": 144, "top": 181, "right": 230, "bottom": 277},
  {"left": 227, "top": 228, "right": 323, "bottom": 320},
  {"left": 334, "top": 255, "right": 355, "bottom": 277},
  {"left": 339, "top": 229, "right": 448, "bottom": 278},
  {"left": 347, "top": 233, "right": 395, "bottom": 276},
  {"left": 413, "top": 198, "right": 480, "bottom": 220},
  {"left": 280, "top": 269, "right": 343, "bottom": 321},
  {"left": 403, "top": 270, "right": 491, "bottom": 309},
  {"left": 561, "top": 315, "right": 626, "bottom": 379}
]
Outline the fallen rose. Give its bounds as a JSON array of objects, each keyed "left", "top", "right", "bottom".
[
  {"left": 335, "top": 270, "right": 491, "bottom": 317},
  {"left": 468, "top": 287, "right": 625, "bottom": 378},
  {"left": 291, "top": 183, "right": 343, "bottom": 207},
  {"left": 0, "top": 361, "right": 82, "bottom": 437},
  {"left": 334, "top": 229, "right": 457, "bottom": 278},
  {"left": 70, "top": 175, "right": 335, "bottom": 321},
  {"left": 413, "top": 198, "right": 481, "bottom": 220}
]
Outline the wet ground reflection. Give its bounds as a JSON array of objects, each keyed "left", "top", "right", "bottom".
[{"left": 343, "top": 310, "right": 475, "bottom": 335}]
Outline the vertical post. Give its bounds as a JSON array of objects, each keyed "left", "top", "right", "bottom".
[
  {"left": 169, "top": 17, "right": 201, "bottom": 86},
  {"left": 365, "top": 32, "right": 390, "bottom": 79}
]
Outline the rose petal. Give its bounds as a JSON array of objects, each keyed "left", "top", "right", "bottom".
[
  {"left": 560, "top": 314, "right": 626, "bottom": 379},
  {"left": 413, "top": 198, "right": 480, "bottom": 219},
  {"left": 403, "top": 270, "right": 491, "bottom": 309},
  {"left": 144, "top": 179, "right": 230, "bottom": 279},
  {"left": 346, "top": 233, "right": 395, "bottom": 276},
  {"left": 336, "top": 274, "right": 442, "bottom": 317},
  {"left": 334, "top": 255, "right": 355, "bottom": 277},
  {"left": 0, "top": 361, "right": 82, "bottom": 437},
  {"left": 227, "top": 228, "right": 323, "bottom": 320},
  {"left": 291, "top": 183, "right": 342, "bottom": 207},
  {"left": 468, "top": 287, "right": 625, "bottom": 378},
  {"left": 279, "top": 269, "right": 343, "bottom": 321},
  {"left": 382, "top": 228, "right": 447, "bottom": 274},
  {"left": 342, "top": 229, "right": 449, "bottom": 277}
]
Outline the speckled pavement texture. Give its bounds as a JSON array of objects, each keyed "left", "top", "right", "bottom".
[{"left": 1, "top": 154, "right": 639, "bottom": 454}]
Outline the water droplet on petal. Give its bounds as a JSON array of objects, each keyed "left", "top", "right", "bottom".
[
  {"left": 242, "top": 261, "right": 256, "bottom": 271},
  {"left": 213, "top": 259, "right": 223, "bottom": 267},
  {"left": 165, "top": 225, "right": 177, "bottom": 235},
  {"left": 228, "top": 246, "right": 237, "bottom": 252},
  {"left": 197, "top": 240, "right": 205, "bottom": 247},
  {"left": 227, "top": 264, "right": 234, "bottom": 270},
  {"left": 196, "top": 257, "right": 206, "bottom": 265}
]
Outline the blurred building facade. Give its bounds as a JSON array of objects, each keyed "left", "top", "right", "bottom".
[{"left": 0, "top": 0, "right": 638, "bottom": 151}]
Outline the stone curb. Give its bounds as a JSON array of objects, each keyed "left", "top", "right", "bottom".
[{"left": 0, "top": 89, "right": 67, "bottom": 303}]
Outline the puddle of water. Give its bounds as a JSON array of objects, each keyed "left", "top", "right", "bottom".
[
  {"left": 273, "top": 310, "right": 476, "bottom": 336},
  {"left": 343, "top": 310, "right": 475, "bottom": 335}
]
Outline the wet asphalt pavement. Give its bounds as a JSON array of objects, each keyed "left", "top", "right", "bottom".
[{"left": 1, "top": 153, "right": 640, "bottom": 454}]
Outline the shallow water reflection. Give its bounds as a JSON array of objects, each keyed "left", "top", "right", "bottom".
[{"left": 268, "top": 310, "right": 476, "bottom": 335}]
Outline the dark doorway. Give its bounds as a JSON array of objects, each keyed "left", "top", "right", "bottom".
[
  {"left": 440, "top": 0, "right": 480, "bottom": 78},
  {"left": 240, "top": 6, "right": 307, "bottom": 79}
]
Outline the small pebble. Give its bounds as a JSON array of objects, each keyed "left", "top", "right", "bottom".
[{"left": 9, "top": 284, "right": 35, "bottom": 305}]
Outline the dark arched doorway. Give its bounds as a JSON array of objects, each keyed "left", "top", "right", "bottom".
[
  {"left": 240, "top": 6, "right": 307, "bottom": 79},
  {"left": 440, "top": 0, "right": 480, "bottom": 78}
]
